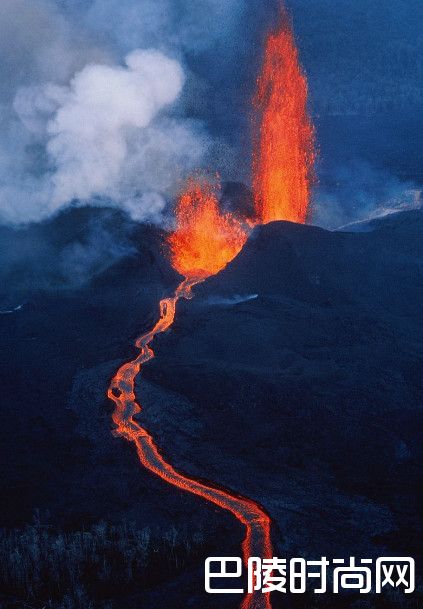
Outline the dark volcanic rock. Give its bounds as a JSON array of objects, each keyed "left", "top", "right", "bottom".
[
  {"left": 143, "top": 210, "right": 423, "bottom": 562},
  {"left": 1, "top": 207, "right": 422, "bottom": 608}
]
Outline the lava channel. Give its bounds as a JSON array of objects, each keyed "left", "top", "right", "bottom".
[
  {"left": 108, "top": 278, "right": 273, "bottom": 609},
  {"left": 108, "top": 179, "right": 274, "bottom": 608}
]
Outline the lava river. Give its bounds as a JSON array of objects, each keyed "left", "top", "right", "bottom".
[
  {"left": 108, "top": 6, "right": 314, "bottom": 607},
  {"left": 108, "top": 181, "right": 273, "bottom": 609}
]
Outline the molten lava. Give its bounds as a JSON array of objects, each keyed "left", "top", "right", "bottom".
[
  {"left": 109, "top": 179, "right": 273, "bottom": 608},
  {"left": 107, "top": 7, "right": 316, "bottom": 609},
  {"left": 252, "top": 11, "right": 315, "bottom": 224},
  {"left": 169, "top": 179, "right": 248, "bottom": 279}
]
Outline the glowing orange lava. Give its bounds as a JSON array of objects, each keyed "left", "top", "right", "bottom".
[
  {"left": 108, "top": 278, "right": 272, "bottom": 609},
  {"left": 168, "top": 178, "right": 248, "bottom": 279},
  {"left": 107, "top": 7, "right": 315, "bottom": 607},
  {"left": 252, "top": 10, "right": 315, "bottom": 224},
  {"left": 108, "top": 178, "right": 273, "bottom": 608}
]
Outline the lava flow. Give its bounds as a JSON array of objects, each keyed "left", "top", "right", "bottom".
[
  {"left": 108, "top": 5, "right": 315, "bottom": 607},
  {"left": 252, "top": 9, "right": 315, "bottom": 224},
  {"left": 108, "top": 179, "right": 272, "bottom": 609}
]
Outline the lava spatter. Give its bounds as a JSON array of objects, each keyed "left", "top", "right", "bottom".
[{"left": 168, "top": 178, "right": 248, "bottom": 278}]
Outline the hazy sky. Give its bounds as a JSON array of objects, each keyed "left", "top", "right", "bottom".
[{"left": 0, "top": 0, "right": 421, "bottom": 227}]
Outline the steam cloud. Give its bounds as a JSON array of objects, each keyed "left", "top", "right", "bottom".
[
  {"left": 15, "top": 49, "right": 206, "bottom": 222},
  {"left": 0, "top": 0, "right": 209, "bottom": 225}
]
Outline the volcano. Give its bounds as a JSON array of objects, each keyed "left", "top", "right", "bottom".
[
  {"left": 1, "top": 206, "right": 422, "bottom": 608},
  {"left": 0, "top": 2, "right": 421, "bottom": 608}
]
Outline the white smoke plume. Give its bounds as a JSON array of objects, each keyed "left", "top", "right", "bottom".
[
  {"left": 0, "top": 0, "right": 209, "bottom": 225},
  {"left": 21, "top": 49, "right": 205, "bottom": 221}
]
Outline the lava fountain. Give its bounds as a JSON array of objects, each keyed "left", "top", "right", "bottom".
[
  {"left": 108, "top": 179, "right": 272, "bottom": 609},
  {"left": 168, "top": 178, "right": 248, "bottom": 278},
  {"left": 252, "top": 8, "right": 315, "bottom": 224}
]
